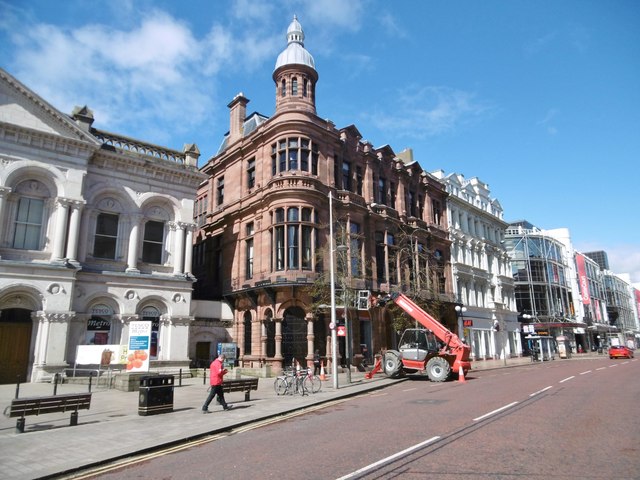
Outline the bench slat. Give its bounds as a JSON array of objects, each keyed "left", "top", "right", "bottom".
[
  {"left": 221, "top": 379, "right": 259, "bottom": 401},
  {"left": 9, "top": 393, "right": 92, "bottom": 418}
]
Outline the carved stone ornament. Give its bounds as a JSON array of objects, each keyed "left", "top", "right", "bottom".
[{"left": 47, "top": 283, "right": 65, "bottom": 295}]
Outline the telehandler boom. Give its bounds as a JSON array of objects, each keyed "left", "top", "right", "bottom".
[{"left": 378, "top": 292, "right": 471, "bottom": 381}]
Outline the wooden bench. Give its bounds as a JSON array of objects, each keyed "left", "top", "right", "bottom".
[
  {"left": 7, "top": 392, "right": 92, "bottom": 433},
  {"left": 221, "top": 378, "right": 259, "bottom": 401}
]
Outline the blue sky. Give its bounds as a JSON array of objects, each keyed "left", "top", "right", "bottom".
[{"left": 1, "top": 0, "right": 639, "bottom": 282}]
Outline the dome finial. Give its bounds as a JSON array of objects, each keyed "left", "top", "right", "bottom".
[{"left": 287, "top": 14, "right": 304, "bottom": 46}]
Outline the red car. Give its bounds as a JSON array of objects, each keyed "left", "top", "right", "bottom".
[{"left": 608, "top": 345, "right": 634, "bottom": 359}]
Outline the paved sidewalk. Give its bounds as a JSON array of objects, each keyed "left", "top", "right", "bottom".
[{"left": 0, "top": 354, "right": 602, "bottom": 479}]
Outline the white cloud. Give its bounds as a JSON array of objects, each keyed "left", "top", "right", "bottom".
[
  {"left": 302, "top": 0, "right": 366, "bottom": 31},
  {"left": 605, "top": 246, "right": 640, "bottom": 284},
  {"left": 5, "top": 10, "right": 214, "bottom": 145},
  {"left": 367, "top": 85, "right": 492, "bottom": 139},
  {"left": 378, "top": 11, "right": 406, "bottom": 38},
  {"left": 231, "top": 0, "right": 276, "bottom": 21},
  {"left": 524, "top": 31, "right": 557, "bottom": 55},
  {"left": 537, "top": 108, "right": 560, "bottom": 136}
]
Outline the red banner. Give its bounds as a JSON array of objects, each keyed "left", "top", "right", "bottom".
[
  {"left": 635, "top": 288, "right": 640, "bottom": 318},
  {"left": 576, "top": 254, "right": 591, "bottom": 305}
]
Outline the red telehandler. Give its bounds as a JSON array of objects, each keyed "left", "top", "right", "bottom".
[{"left": 376, "top": 292, "right": 471, "bottom": 382}]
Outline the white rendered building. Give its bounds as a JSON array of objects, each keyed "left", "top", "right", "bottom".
[
  {"left": 431, "top": 171, "right": 520, "bottom": 360},
  {"left": 0, "top": 68, "right": 205, "bottom": 383}
]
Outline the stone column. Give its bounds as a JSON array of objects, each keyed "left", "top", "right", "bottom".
[
  {"left": 31, "top": 311, "right": 74, "bottom": 381},
  {"left": 126, "top": 215, "right": 142, "bottom": 273},
  {"left": 172, "top": 222, "right": 185, "bottom": 275},
  {"left": 0, "top": 187, "right": 10, "bottom": 240},
  {"left": 51, "top": 198, "right": 70, "bottom": 262},
  {"left": 306, "top": 313, "right": 314, "bottom": 366},
  {"left": 184, "top": 224, "right": 195, "bottom": 275},
  {"left": 274, "top": 318, "right": 283, "bottom": 360},
  {"left": 261, "top": 319, "right": 267, "bottom": 358},
  {"left": 65, "top": 201, "right": 84, "bottom": 263}
]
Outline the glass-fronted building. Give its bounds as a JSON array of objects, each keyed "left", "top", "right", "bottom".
[{"left": 504, "top": 221, "right": 579, "bottom": 357}]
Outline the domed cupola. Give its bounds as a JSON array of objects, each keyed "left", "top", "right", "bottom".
[{"left": 273, "top": 15, "right": 318, "bottom": 114}]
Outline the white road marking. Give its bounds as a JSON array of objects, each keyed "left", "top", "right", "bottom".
[
  {"left": 596, "top": 367, "right": 606, "bottom": 371},
  {"left": 579, "top": 370, "right": 592, "bottom": 375},
  {"left": 529, "top": 386, "right": 553, "bottom": 397},
  {"left": 559, "top": 376, "right": 575, "bottom": 383},
  {"left": 402, "top": 388, "right": 417, "bottom": 392},
  {"left": 473, "top": 401, "right": 519, "bottom": 422},
  {"left": 336, "top": 436, "right": 441, "bottom": 480}
]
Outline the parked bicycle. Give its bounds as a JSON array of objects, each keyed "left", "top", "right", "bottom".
[{"left": 274, "top": 367, "right": 321, "bottom": 396}]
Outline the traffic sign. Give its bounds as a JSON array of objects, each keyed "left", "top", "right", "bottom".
[{"left": 337, "top": 325, "right": 346, "bottom": 337}]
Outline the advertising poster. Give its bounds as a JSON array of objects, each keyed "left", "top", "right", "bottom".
[
  {"left": 217, "top": 342, "right": 237, "bottom": 368},
  {"left": 127, "top": 321, "right": 151, "bottom": 372},
  {"left": 76, "top": 344, "right": 127, "bottom": 366},
  {"left": 575, "top": 254, "right": 591, "bottom": 305}
]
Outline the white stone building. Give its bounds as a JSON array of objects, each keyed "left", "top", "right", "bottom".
[
  {"left": 431, "top": 171, "right": 520, "bottom": 360},
  {"left": 0, "top": 68, "right": 205, "bottom": 383}
]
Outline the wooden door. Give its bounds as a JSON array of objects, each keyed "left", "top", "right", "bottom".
[{"left": 0, "top": 321, "right": 32, "bottom": 384}]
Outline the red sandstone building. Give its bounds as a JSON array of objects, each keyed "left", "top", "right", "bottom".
[{"left": 194, "top": 17, "right": 454, "bottom": 372}]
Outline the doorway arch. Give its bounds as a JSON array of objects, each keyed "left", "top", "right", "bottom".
[
  {"left": 282, "top": 306, "right": 306, "bottom": 367},
  {"left": 0, "top": 308, "right": 33, "bottom": 383}
]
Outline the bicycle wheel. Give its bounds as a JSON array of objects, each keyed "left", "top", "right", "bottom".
[
  {"left": 295, "top": 376, "right": 307, "bottom": 395},
  {"left": 274, "top": 377, "right": 287, "bottom": 395},
  {"left": 303, "top": 375, "right": 321, "bottom": 393}
]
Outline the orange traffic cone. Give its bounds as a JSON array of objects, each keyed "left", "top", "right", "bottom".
[
  {"left": 458, "top": 364, "right": 466, "bottom": 383},
  {"left": 319, "top": 361, "right": 326, "bottom": 381}
]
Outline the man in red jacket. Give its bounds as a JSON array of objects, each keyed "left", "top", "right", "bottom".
[{"left": 202, "top": 353, "right": 233, "bottom": 412}]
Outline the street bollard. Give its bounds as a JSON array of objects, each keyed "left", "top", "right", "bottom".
[
  {"left": 15, "top": 376, "right": 20, "bottom": 399},
  {"left": 53, "top": 373, "right": 59, "bottom": 395},
  {"left": 89, "top": 371, "right": 94, "bottom": 393},
  {"left": 179, "top": 369, "right": 182, "bottom": 387},
  {"left": 203, "top": 368, "right": 207, "bottom": 385}
]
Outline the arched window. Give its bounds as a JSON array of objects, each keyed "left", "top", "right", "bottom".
[
  {"left": 265, "top": 309, "right": 275, "bottom": 358},
  {"left": 87, "top": 304, "right": 113, "bottom": 344},
  {"left": 141, "top": 306, "right": 161, "bottom": 358},
  {"left": 11, "top": 180, "right": 50, "bottom": 250},
  {"left": 94, "top": 213, "right": 119, "bottom": 259},
  {"left": 292, "top": 77, "right": 298, "bottom": 96},
  {"left": 243, "top": 311, "right": 252, "bottom": 355},
  {"left": 281, "top": 79, "right": 286, "bottom": 97},
  {"left": 142, "top": 221, "right": 164, "bottom": 264}
]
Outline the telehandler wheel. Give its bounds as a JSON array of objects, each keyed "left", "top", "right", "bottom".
[
  {"left": 383, "top": 350, "right": 403, "bottom": 378},
  {"left": 426, "top": 356, "right": 451, "bottom": 382}
]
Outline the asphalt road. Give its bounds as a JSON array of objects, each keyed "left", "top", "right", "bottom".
[{"left": 86, "top": 357, "right": 639, "bottom": 480}]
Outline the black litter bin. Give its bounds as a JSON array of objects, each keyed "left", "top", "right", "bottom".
[{"left": 138, "top": 375, "right": 174, "bottom": 416}]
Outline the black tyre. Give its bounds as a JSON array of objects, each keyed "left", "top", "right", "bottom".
[
  {"left": 426, "top": 356, "right": 451, "bottom": 382},
  {"left": 383, "top": 350, "right": 403, "bottom": 378}
]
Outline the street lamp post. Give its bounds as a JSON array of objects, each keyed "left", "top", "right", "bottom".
[
  {"left": 328, "top": 192, "right": 339, "bottom": 389},
  {"left": 455, "top": 305, "right": 467, "bottom": 343},
  {"left": 335, "top": 244, "right": 350, "bottom": 384}
]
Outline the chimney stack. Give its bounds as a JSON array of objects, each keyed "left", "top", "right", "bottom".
[{"left": 227, "top": 93, "right": 249, "bottom": 146}]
